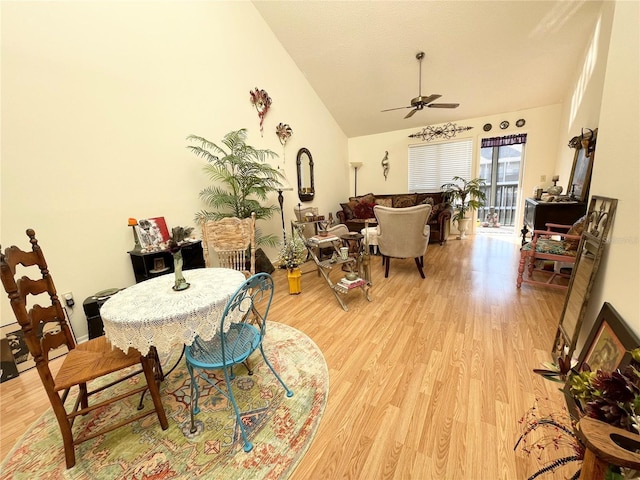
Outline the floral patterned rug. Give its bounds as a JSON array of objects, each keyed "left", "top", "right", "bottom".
[{"left": 1, "top": 322, "right": 328, "bottom": 480}]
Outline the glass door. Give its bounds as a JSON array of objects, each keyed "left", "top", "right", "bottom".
[{"left": 478, "top": 144, "right": 523, "bottom": 230}]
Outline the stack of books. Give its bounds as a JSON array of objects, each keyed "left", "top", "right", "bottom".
[{"left": 334, "top": 276, "right": 367, "bottom": 294}]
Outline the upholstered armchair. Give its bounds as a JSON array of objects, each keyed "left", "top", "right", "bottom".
[{"left": 374, "top": 204, "right": 432, "bottom": 278}]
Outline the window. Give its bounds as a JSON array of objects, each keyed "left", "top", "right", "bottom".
[{"left": 408, "top": 138, "right": 472, "bottom": 192}]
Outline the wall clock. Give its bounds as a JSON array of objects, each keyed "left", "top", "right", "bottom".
[{"left": 500, "top": 121, "right": 509, "bottom": 129}]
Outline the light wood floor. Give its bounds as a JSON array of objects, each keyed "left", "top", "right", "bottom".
[{"left": 0, "top": 233, "right": 571, "bottom": 479}]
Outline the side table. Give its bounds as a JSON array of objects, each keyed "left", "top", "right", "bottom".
[{"left": 304, "top": 238, "right": 371, "bottom": 311}]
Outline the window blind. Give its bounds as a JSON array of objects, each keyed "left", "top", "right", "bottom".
[{"left": 408, "top": 138, "right": 473, "bottom": 192}]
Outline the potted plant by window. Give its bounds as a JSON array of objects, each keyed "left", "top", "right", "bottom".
[
  {"left": 277, "top": 227, "right": 307, "bottom": 295},
  {"left": 441, "top": 176, "right": 487, "bottom": 239}
]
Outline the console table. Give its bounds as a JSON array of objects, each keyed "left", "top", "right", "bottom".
[{"left": 521, "top": 198, "right": 587, "bottom": 245}]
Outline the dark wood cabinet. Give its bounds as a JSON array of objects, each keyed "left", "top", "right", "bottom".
[
  {"left": 521, "top": 198, "right": 587, "bottom": 244},
  {"left": 128, "top": 240, "right": 205, "bottom": 283}
]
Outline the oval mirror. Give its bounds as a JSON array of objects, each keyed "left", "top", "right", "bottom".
[{"left": 297, "top": 147, "right": 315, "bottom": 202}]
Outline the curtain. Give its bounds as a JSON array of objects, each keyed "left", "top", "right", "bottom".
[{"left": 481, "top": 133, "right": 527, "bottom": 148}]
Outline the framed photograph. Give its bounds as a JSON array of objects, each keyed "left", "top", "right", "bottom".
[
  {"left": 577, "top": 302, "right": 638, "bottom": 372},
  {"left": 1, "top": 320, "right": 70, "bottom": 373},
  {"left": 0, "top": 337, "right": 20, "bottom": 382},
  {"left": 136, "top": 217, "right": 170, "bottom": 249},
  {"left": 567, "top": 128, "right": 597, "bottom": 202}
]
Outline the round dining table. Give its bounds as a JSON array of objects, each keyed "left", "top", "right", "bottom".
[{"left": 100, "top": 268, "right": 246, "bottom": 356}]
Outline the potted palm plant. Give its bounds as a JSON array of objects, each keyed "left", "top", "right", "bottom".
[
  {"left": 441, "top": 176, "right": 487, "bottom": 239},
  {"left": 187, "top": 128, "right": 285, "bottom": 248}
]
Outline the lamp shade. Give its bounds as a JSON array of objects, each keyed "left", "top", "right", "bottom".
[
  {"left": 276, "top": 171, "right": 294, "bottom": 191},
  {"left": 349, "top": 161, "right": 363, "bottom": 168}
]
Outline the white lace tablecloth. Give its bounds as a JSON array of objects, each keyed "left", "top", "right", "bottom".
[{"left": 100, "top": 268, "right": 246, "bottom": 355}]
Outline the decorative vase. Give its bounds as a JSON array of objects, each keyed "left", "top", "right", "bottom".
[
  {"left": 287, "top": 267, "right": 301, "bottom": 295},
  {"left": 456, "top": 218, "right": 471, "bottom": 240},
  {"left": 172, "top": 251, "right": 190, "bottom": 291}
]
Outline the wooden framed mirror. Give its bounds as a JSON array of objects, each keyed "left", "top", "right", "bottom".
[
  {"left": 552, "top": 195, "right": 618, "bottom": 360},
  {"left": 296, "top": 147, "right": 314, "bottom": 202},
  {"left": 567, "top": 128, "right": 597, "bottom": 201}
]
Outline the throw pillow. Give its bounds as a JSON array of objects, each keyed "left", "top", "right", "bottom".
[
  {"left": 428, "top": 203, "right": 442, "bottom": 223},
  {"left": 392, "top": 194, "right": 417, "bottom": 208},
  {"left": 563, "top": 215, "right": 586, "bottom": 251},
  {"left": 353, "top": 201, "right": 375, "bottom": 219},
  {"left": 340, "top": 202, "right": 355, "bottom": 221},
  {"left": 375, "top": 197, "right": 393, "bottom": 207},
  {"left": 349, "top": 193, "right": 375, "bottom": 205}
]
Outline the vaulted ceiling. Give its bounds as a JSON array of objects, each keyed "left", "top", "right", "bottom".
[{"left": 253, "top": 1, "right": 603, "bottom": 138}]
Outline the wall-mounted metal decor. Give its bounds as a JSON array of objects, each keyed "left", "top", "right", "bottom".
[
  {"left": 381, "top": 151, "right": 389, "bottom": 181},
  {"left": 408, "top": 122, "right": 473, "bottom": 142},
  {"left": 249, "top": 88, "right": 272, "bottom": 136}
]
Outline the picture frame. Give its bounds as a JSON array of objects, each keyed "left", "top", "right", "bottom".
[
  {"left": 577, "top": 301, "right": 638, "bottom": 372},
  {"left": 567, "top": 128, "right": 597, "bottom": 202},
  {"left": 136, "top": 217, "right": 170, "bottom": 249},
  {"left": 0, "top": 337, "right": 20, "bottom": 382},
  {"left": 563, "top": 301, "right": 638, "bottom": 420},
  {"left": 1, "top": 320, "right": 71, "bottom": 373}
]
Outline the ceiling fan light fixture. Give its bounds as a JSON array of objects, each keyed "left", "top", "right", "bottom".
[{"left": 382, "top": 51, "right": 459, "bottom": 118}]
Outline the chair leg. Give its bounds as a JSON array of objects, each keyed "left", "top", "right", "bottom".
[
  {"left": 517, "top": 252, "right": 527, "bottom": 288},
  {"left": 187, "top": 363, "right": 201, "bottom": 433},
  {"left": 384, "top": 257, "right": 390, "bottom": 277},
  {"left": 221, "top": 367, "right": 254, "bottom": 452},
  {"left": 259, "top": 344, "right": 294, "bottom": 398},
  {"left": 414, "top": 257, "right": 426, "bottom": 279}
]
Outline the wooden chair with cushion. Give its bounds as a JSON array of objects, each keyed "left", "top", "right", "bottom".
[
  {"left": 0, "top": 229, "right": 168, "bottom": 469},
  {"left": 516, "top": 216, "right": 586, "bottom": 289},
  {"left": 201, "top": 212, "right": 256, "bottom": 277},
  {"left": 373, "top": 204, "right": 432, "bottom": 278}
]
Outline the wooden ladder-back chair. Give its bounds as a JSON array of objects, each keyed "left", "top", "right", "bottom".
[
  {"left": 201, "top": 212, "right": 256, "bottom": 277},
  {"left": 0, "top": 229, "right": 168, "bottom": 469}
]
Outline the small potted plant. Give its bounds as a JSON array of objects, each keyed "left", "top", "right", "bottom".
[
  {"left": 277, "top": 227, "right": 307, "bottom": 294},
  {"left": 441, "top": 176, "right": 487, "bottom": 239}
]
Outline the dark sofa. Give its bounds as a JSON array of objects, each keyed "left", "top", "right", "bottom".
[{"left": 336, "top": 192, "right": 453, "bottom": 245}]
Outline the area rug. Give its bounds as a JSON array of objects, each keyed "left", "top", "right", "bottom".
[{"left": 1, "top": 322, "right": 328, "bottom": 480}]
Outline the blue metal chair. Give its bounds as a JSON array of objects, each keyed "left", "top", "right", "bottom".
[{"left": 184, "top": 273, "right": 293, "bottom": 451}]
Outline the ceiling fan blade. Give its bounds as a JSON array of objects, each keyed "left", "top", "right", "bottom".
[
  {"left": 420, "top": 94, "right": 442, "bottom": 105},
  {"left": 404, "top": 108, "right": 418, "bottom": 119},
  {"left": 428, "top": 103, "right": 460, "bottom": 109},
  {"left": 381, "top": 105, "right": 412, "bottom": 112}
]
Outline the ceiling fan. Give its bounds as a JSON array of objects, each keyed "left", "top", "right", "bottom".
[{"left": 382, "top": 52, "right": 459, "bottom": 119}]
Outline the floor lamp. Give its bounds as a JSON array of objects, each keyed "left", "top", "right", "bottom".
[{"left": 349, "top": 161, "right": 363, "bottom": 197}]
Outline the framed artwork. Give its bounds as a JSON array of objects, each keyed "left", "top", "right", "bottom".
[
  {"left": 1, "top": 321, "right": 70, "bottom": 373},
  {"left": 567, "top": 128, "right": 597, "bottom": 202},
  {"left": 0, "top": 337, "right": 20, "bottom": 382},
  {"left": 577, "top": 302, "right": 638, "bottom": 372},
  {"left": 136, "top": 217, "right": 170, "bottom": 249}
]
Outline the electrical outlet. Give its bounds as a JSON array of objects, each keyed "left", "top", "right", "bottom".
[
  {"left": 540, "top": 175, "right": 547, "bottom": 182},
  {"left": 63, "top": 292, "right": 75, "bottom": 308}
]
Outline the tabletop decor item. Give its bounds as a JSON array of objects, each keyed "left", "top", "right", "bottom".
[
  {"left": 128, "top": 218, "right": 142, "bottom": 251},
  {"left": 168, "top": 226, "right": 194, "bottom": 291}
]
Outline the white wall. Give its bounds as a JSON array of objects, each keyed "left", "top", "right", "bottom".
[
  {"left": 0, "top": 1, "right": 348, "bottom": 339},
  {"left": 573, "top": 0, "right": 639, "bottom": 342}
]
